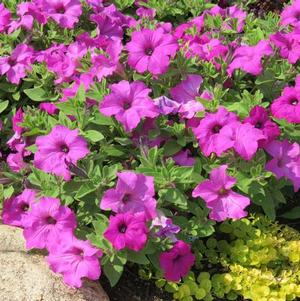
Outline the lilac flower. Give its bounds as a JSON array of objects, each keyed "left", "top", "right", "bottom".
[
  {"left": 0, "top": 44, "right": 34, "bottom": 84},
  {"left": 154, "top": 96, "right": 180, "bottom": 115},
  {"left": 37, "top": 0, "right": 82, "bottom": 29},
  {"left": 0, "top": 3, "right": 11, "bottom": 33},
  {"left": 126, "top": 28, "right": 178, "bottom": 75},
  {"left": 227, "top": 40, "right": 273, "bottom": 76},
  {"left": 2, "top": 189, "right": 36, "bottom": 228},
  {"left": 104, "top": 212, "right": 148, "bottom": 251},
  {"left": 47, "top": 235, "right": 102, "bottom": 288},
  {"left": 152, "top": 213, "right": 180, "bottom": 242},
  {"left": 173, "top": 150, "right": 195, "bottom": 166},
  {"left": 265, "top": 140, "right": 300, "bottom": 192},
  {"left": 170, "top": 75, "right": 203, "bottom": 104},
  {"left": 192, "top": 165, "right": 251, "bottom": 221},
  {"left": 159, "top": 241, "right": 195, "bottom": 282},
  {"left": 243, "top": 106, "right": 280, "bottom": 147},
  {"left": 23, "top": 197, "right": 77, "bottom": 250},
  {"left": 34, "top": 125, "right": 90, "bottom": 181},
  {"left": 271, "top": 86, "right": 300, "bottom": 123},
  {"left": 193, "top": 107, "right": 238, "bottom": 157},
  {"left": 215, "top": 122, "right": 266, "bottom": 160},
  {"left": 100, "top": 171, "right": 157, "bottom": 221},
  {"left": 280, "top": 0, "right": 300, "bottom": 28},
  {"left": 270, "top": 31, "right": 300, "bottom": 65},
  {"left": 99, "top": 80, "right": 158, "bottom": 132}
]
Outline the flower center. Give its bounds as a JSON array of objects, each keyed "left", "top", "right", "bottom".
[
  {"left": 219, "top": 188, "right": 229, "bottom": 196},
  {"left": 123, "top": 102, "right": 131, "bottom": 110},
  {"left": 173, "top": 254, "right": 182, "bottom": 262},
  {"left": 212, "top": 124, "right": 222, "bottom": 134},
  {"left": 56, "top": 5, "right": 65, "bottom": 14},
  {"left": 46, "top": 216, "right": 57, "bottom": 225},
  {"left": 60, "top": 144, "right": 69, "bottom": 153},
  {"left": 290, "top": 98, "right": 298, "bottom": 106},
  {"left": 145, "top": 47, "right": 153, "bottom": 56},
  {"left": 8, "top": 57, "right": 16, "bottom": 66},
  {"left": 122, "top": 193, "right": 131, "bottom": 203},
  {"left": 118, "top": 223, "right": 127, "bottom": 233},
  {"left": 21, "top": 203, "right": 29, "bottom": 212},
  {"left": 255, "top": 121, "right": 262, "bottom": 129}
]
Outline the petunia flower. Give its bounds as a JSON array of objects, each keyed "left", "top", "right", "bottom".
[
  {"left": 34, "top": 125, "right": 90, "bottom": 181},
  {"left": 159, "top": 240, "right": 195, "bottom": 282},
  {"left": 100, "top": 171, "right": 157, "bottom": 220},
  {"left": 47, "top": 235, "right": 102, "bottom": 288},
  {"left": 280, "top": 0, "right": 300, "bottom": 28},
  {"left": 227, "top": 40, "right": 273, "bottom": 76},
  {"left": 173, "top": 150, "right": 195, "bottom": 166},
  {"left": 265, "top": 140, "right": 300, "bottom": 192},
  {"left": 23, "top": 197, "right": 77, "bottom": 250},
  {"left": 99, "top": 80, "right": 158, "bottom": 132},
  {"left": 192, "top": 165, "right": 251, "bottom": 221},
  {"left": 7, "top": 152, "right": 27, "bottom": 172},
  {"left": 0, "top": 44, "right": 34, "bottom": 84},
  {"left": 126, "top": 28, "right": 178, "bottom": 75},
  {"left": 103, "top": 212, "right": 148, "bottom": 251},
  {"left": 0, "top": 3, "right": 11, "bottom": 33},
  {"left": 2, "top": 189, "right": 36, "bottom": 228}
]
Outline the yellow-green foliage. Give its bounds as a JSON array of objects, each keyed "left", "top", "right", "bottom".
[{"left": 159, "top": 216, "right": 300, "bottom": 301}]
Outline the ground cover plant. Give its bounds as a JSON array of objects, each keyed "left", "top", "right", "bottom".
[{"left": 0, "top": 0, "right": 300, "bottom": 300}]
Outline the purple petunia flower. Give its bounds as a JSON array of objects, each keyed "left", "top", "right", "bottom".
[
  {"left": 280, "top": 0, "right": 300, "bottom": 28},
  {"left": 192, "top": 165, "right": 251, "bottom": 221},
  {"left": 100, "top": 171, "right": 157, "bottom": 221},
  {"left": 173, "top": 150, "right": 195, "bottom": 166},
  {"left": 159, "top": 240, "right": 195, "bottom": 282},
  {"left": 2, "top": 189, "right": 36, "bottom": 228},
  {"left": 0, "top": 3, "right": 11, "bottom": 33},
  {"left": 104, "top": 212, "right": 148, "bottom": 251},
  {"left": 99, "top": 80, "right": 158, "bottom": 132},
  {"left": 152, "top": 213, "right": 180, "bottom": 242},
  {"left": 7, "top": 152, "right": 27, "bottom": 172},
  {"left": 34, "top": 125, "right": 90, "bottom": 181},
  {"left": 47, "top": 235, "right": 102, "bottom": 288},
  {"left": 23, "top": 197, "right": 77, "bottom": 250},
  {"left": 0, "top": 44, "right": 34, "bottom": 84},
  {"left": 126, "top": 28, "right": 178, "bottom": 75}
]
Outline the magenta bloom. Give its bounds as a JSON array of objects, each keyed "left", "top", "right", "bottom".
[
  {"left": 39, "top": 102, "right": 59, "bottom": 115},
  {"left": 159, "top": 241, "right": 195, "bottom": 282},
  {"left": 265, "top": 140, "right": 300, "bottom": 192},
  {"left": 100, "top": 171, "right": 157, "bottom": 220},
  {"left": 227, "top": 40, "right": 273, "bottom": 76},
  {"left": 0, "top": 3, "right": 11, "bottom": 33},
  {"left": 99, "top": 80, "right": 158, "bottom": 132},
  {"left": 38, "top": 0, "right": 82, "bottom": 28},
  {"left": 47, "top": 235, "right": 102, "bottom": 288},
  {"left": 193, "top": 107, "right": 238, "bottom": 157},
  {"left": 270, "top": 31, "right": 300, "bottom": 65},
  {"left": 271, "top": 86, "right": 300, "bottom": 123},
  {"left": 12, "top": 108, "right": 24, "bottom": 135},
  {"left": 192, "top": 165, "right": 251, "bottom": 221},
  {"left": 280, "top": 0, "right": 300, "bottom": 28},
  {"left": 2, "top": 189, "right": 36, "bottom": 228},
  {"left": 23, "top": 197, "right": 77, "bottom": 250},
  {"left": 0, "top": 44, "right": 34, "bottom": 84},
  {"left": 216, "top": 122, "right": 266, "bottom": 160},
  {"left": 126, "top": 28, "right": 178, "bottom": 75},
  {"left": 243, "top": 106, "right": 280, "bottom": 146},
  {"left": 7, "top": 152, "right": 27, "bottom": 172},
  {"left": 173, "top": 150, "right": 195, "bottom": 166},
  {"left": 104, "top": 213, "right": 148, "bottom": 251},
  {"left": 34, "top": 125, "right": 90, "bottom": 181},
  {"left": 170, "top": 74, "right": 203, "bottom": 103}
]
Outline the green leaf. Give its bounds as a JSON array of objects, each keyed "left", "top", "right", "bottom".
[
  {"left": 281, "top": 207, "right": 300, "bottom": 219},
  {"left": 84, "top": 130, "right": 104, "bottom": 142},
  {"left": 24, "top": 87, "right": 47, "bottom": 101},
  {"left": 160, "top": 188, "right": 188, "bottom": 210},
  {"left": 0, "top": 100, "right": 9, "bottom": 113},
  {"left": 163, "top": 140, "right": 182, "bottom": 156},
  {"left": 75, "top": 182, "right": 97, "bottom": 199},
  {"left": 127, "top": 250, "right": 150, "bottom": 265},
  {"left": 103, "top": 260, "right": 124, "bottom": 287}
]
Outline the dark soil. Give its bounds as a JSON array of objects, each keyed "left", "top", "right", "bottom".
[{"left": 100, "top": 266, "right": 173, "bottom": 301}]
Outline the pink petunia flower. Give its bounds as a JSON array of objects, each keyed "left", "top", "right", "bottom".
[
  {"left": 227, "top": 40, "right": 273, "bottom": 76},
  {"left": 271, "top": 86, "right": 300, "bottom": 123},
  {"left": 23, "top": 197, "right": 77, "bottom": 250},
  {"left": 265, "top": 140, "right": 300, "bottom": 192},
  {"left": 37, "top": 0, "right": 82, "bottom": 28},
  {"left": 159, "top": 240, "right": 195, "bottom": 282},
  {"left": 192, "top": 165, "right": 251, "bottom": 221},
  {"left": 100, "top": 171, "right": 157, "bottom": 220},
  {"left": 243, "top": 105, "right": 280, "bottom": 147},
  {"left": 0, "top": 3, "right": 11, "bottom": 33},
  {"left": 39, "top": 102, "right": 59, "bottom": 115},
  {"left": 47, "top": 235, "right": 102, "bottom": 288},
  {"left": 193, "top": 107, "right": 238, "bottom": 157},
  {"left": 0, "top": 44, "right": 34, "bottom": 84},
  {"left": 173, "top": 150, "right": 195, "bottom": 166},
  {"left": 12, "top": 108, "right": 24, "bottom": 135},
  {"left": 99, "top": 80, "right": 158, "bottom": 132},
  {"left": 34, "top": 125, "right": 90, "bottom": 181},
  {"left": 280, "top": 0, "right": 300, "bottom": 28},
  {"left": 2, "top": 189, "right": 36, "bottom": 228},
  {"left": 104, "top": 212, "right": 148, "bottom": 251},
  {"left": 7, "top": 152, "right": 27, "bottom": 172},
  {"left": 126, "top": 28, "right": 178, "bottom": 75},
  {"left": 154, "top": 96, "right": 180, "bottom": 115},
  {"left": 270, "top": 31, "right": 300, "bottom": 65},
  {"left": 215, "top": 121, "right": 266, "bottom": 160}
]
